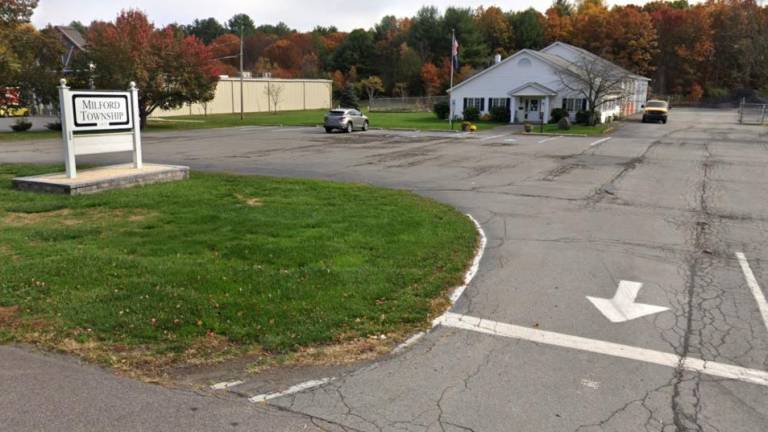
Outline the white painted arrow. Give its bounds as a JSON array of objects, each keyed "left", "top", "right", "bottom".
[{"left": 587, "top": 280, "right": 669, "bottom": 323}]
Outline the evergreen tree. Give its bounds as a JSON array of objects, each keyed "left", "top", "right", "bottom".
[{"left": 338, "top": 83, "right": 360, "bottom": 109}]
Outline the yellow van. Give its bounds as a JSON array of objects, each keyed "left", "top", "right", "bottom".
[{"left": 641, "top": 100, "right": 669, "bottom": 124}]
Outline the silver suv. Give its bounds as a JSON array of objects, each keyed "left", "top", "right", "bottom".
[{"left": 324, "top": 108, "right": 369, "bottom": 133}]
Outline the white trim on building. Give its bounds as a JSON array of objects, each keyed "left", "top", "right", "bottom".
[{"left": 448, "top": 42, "right": 650, "bottom": 124}]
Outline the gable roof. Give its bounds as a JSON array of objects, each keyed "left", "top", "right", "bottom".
[
  {"left": 55, "top": 26, "right": 87, "bottom": 51},
  {"left": 448, "top": 41, "right": 650, "bottom": 93},
  {"left": 541, "top": 42, "right": 650, "bottom": 81},
  {"left": 448, "top": 48, "right": 585, "bottom": 93},
  {"left": 508, "top": 82, "right": 558, "bottom": 96}
]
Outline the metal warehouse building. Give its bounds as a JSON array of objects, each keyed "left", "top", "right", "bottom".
[{"left": 153, "top": 77, "right": 333, "bottom": 117}]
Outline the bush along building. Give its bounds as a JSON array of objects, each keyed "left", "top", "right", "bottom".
[{"left": 448, "top": 42, "right": 650, "bottom": 124}]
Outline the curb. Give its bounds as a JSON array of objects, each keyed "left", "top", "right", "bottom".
[{"left": 393, "top": 213, "right": 488, "bottom": 351}]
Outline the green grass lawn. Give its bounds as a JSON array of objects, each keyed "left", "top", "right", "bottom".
[
  {"left": 536, "top": 122, "right": 613, "bottom": 136},
  {"left": 0, "top": 130, "right": 59, "bottom": 142},
  {"left": 0, "top": 165, "right": 477, "bottom": 371},
  {"left": 0, "top": 111, "right": 499, "bottom": 141},
  {"left": 147, "top": 110, "right": 503, "bottom": 132}
]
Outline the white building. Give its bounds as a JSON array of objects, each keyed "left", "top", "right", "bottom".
[{"left": 448, "top": 42, "right": 650, "bottom": 124}]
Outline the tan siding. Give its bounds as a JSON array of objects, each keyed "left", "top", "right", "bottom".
[{"left": 152, "top": 78, "right": 332, "bottom": 117}]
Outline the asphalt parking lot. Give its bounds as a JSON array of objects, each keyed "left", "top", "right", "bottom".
[{"left": 2, "top": 108, "right": 768, "bottom": 431}]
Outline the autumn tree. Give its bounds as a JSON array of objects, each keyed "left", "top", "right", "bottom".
[
  {"left": 544, "top": 2, "right": 574, "bottom": 44},
  {"left": 707, "top": 0, "right": 768, "bottom": 91},
  {"left": 552, "top": 0, "right": 575, "bottom": 16},
  {"left": 569, "top": 0, "right": 610, "bottom": 55},
  {"left": 85, "top": 10, "right": 219, "bottom": 127},
  {"left": 360, "top": 75, "right": 384, "bottom": 109},
  {"left": 0, "top": 0, "right": 37, "bottom": 25},
  {"left": 208, "top": 33, "right": 241, "bottom": 76},
  {"left": 602, "top": 6, "right": 658, "bottom": 76},
  {"left": 420, "top": 62, "right": 442, "bottom": 96},
  {"left": 475, "top": 6, "right": 513, "bottom": 55},
  {"left": 0, "top": 0, "right": 39, "bottom": 82},
  {"left": 264, "top": 33, "right": 316, "bottom": 77},
  {"left": 243, "top": 32, "right": 277, "bottom": 70},
  {"left": 648, "top": 3, "right": 713, "bottom": 95}
]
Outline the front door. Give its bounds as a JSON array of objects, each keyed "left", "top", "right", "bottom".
[{"left": 523, "top": 98, "right": 541, "bottom": 121}]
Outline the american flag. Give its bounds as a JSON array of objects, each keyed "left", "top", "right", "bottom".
[{"left": 451, "top": 35, "right": 460, "bottom": 70}]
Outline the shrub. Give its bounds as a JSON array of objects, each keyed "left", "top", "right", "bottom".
[
  {"left": 433, "top": 101, "right": 450, "bottom": 120},
  {"left": 557, "top": 116, "right": 572, "bottom": 130},
  {"left": 46, "top": 121, "right": 62, "bottom": 131},
  {"left": 462, "top": 106, "right": 480, "bottom": 121},
  {"left": 575, "top": 110, "right": 591, "bottom": 125},
  {"left": 480, "top": 112, "right": 493, "bottom": 122},
  {"left": 550, "top": 108, "right": 568, "bottom": 124},
  {"left": 489, "top": 105, "right": 511, "bottom": 123},
  {"left": 523, "top": 122, "right": 533, "bottom": 133},
  {"left": 10, "top": 118, "right": 32, "bottom": 132}
]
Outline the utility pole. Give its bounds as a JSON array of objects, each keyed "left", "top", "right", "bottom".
[
  {"left": 449, "top": 28, "right": 455, "bottom": 130},
  {"left": 240, "top": 25, "right": 244, "bottom": 120}
]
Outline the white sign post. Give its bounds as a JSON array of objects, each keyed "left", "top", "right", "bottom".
[{"left": 58, "top": 79, "right": 143, "bottom": 178}]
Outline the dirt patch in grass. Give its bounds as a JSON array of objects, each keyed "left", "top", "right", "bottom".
[
  {"left": 2, "top": 208, "right": 155, "bottom": 226},
  {"left": 235, "top": 193, "right": 263, "bottom": 207},
  {"left": 246, "top": 333, "right": 402, "bottom": 375},
  {"left": 3, "top": 208, "right": 72, "bottom": 225},
  {"left": 0, "top": 305, "right": 19, "bottom": 325}
]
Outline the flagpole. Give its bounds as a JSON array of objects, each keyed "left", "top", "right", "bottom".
[{"left": 449, "top": 28, "right": 455, "bottom": 130}]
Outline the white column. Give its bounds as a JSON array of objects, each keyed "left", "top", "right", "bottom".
[
  {"left": 541, "top": 97, "right": 549, "bottom": 124},
  {"left": 129, "top": 81, "right": 143, "bottom": 169},
  {"left": 509, "top": 97, "right": 516, "bottom": 123},
  {"left": 59, "top": 79, "right": 77, "bottom": 179}
]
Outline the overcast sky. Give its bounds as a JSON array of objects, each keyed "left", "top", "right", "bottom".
[{"left": 32, "top": 0, "right": 654, "bottom": 31}]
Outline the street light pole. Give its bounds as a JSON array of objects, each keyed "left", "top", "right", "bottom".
[{"left": 239, "top": 25, "right": 244, "bottom": 121}]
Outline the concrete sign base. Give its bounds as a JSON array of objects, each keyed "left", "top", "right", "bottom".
[{"left": 12, "top": 163, "right": 189, "bottom": 195}]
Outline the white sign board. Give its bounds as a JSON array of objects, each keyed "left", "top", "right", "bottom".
[
  {"left": 70, "top": 93, "right": 132, "bottom": 131},
  {"left": 58, "top": 79, "right": 142, "bottom": 178}
]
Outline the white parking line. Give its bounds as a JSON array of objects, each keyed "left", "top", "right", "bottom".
[
  {"left": 249, "top": 378, "right": 334, "bottom": 403},
  {"left": 480, "top": 134, "right": 506, "bottom": 141},
  {"left": 436, "top": 312, "right": 768, "bottom": 387},
  {"left": 537, "top": 136, "right": 561, "bottom": 144},
  {"left": 392, "top": 331, "right": 426, "bottom": 354},
  {"left": 736, "top": 252, "right": 768, "bottom": 332},
  {"left": 590, "top": 137, "right": 612, "bottom": 147},
  {"left": 210, "top": 380, "right": 244, "bottom": 390}
]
